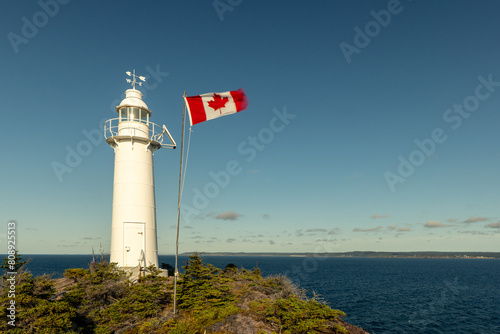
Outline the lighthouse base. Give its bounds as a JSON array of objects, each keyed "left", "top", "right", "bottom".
[
  {"left": 110, "top": 220, "right": 159, "bottom": 268},
  {"left": 123, "top": 266, "right": 169, "bottom": 283}
]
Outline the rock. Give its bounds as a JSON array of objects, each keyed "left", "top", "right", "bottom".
[{"left": 337, "top": 318, "right": 371, "bottom": 334}]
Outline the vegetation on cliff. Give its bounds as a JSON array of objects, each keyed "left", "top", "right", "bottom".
[{"left": 0, "top": 253, "right": 367, "bottom": 334}]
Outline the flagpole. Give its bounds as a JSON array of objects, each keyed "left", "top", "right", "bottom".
[{"left": 173, "top": 92, "right": 187, "bottom": 316}]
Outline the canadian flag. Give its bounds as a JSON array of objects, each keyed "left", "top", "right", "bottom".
[{"left": 184, "top": 89, "right": 249, "bottom": 126}]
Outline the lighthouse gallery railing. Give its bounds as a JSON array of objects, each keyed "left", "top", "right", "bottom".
[{"left": 104, "top": 118, "right": 167, "bottom": 145}]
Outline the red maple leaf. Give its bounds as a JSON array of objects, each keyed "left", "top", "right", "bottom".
[{"left": 207, "top": 94, "right": 229, "bottom": 114}]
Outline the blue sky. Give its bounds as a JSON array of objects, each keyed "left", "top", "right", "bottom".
[{"left": 1, "top": 0, "right": 499, "bottom": 254}]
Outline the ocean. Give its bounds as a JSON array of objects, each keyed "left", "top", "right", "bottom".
[{"left": 17, "top": 254, "right": 500, "bottom": 334}]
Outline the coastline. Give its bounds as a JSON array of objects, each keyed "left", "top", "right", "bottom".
[{"left": 181, "top": 251, "right": 500, "bottom": 259}]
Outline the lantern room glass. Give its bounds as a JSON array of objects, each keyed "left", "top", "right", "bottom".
[{"left": 119, "top": 107, "right": 149, "bottom": 124}]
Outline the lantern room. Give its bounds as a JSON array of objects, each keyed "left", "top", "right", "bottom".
[{"left": 116, "top": 89, "right": 151, "bottom": 124}]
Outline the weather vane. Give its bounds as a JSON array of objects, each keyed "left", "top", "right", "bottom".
[{"left": 126, "top": 69, "right": 146, "bottom": 89}]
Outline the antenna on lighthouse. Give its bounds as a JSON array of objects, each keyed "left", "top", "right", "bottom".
[{"left": 126, "top": 69, "right": 146, "bottom": 90}]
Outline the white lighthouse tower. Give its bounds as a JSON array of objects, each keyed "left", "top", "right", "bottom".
[{"left": 104, "top": 71, "right": 176, "bottom": 268}]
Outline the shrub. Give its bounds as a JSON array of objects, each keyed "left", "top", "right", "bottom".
[
  {"left": 224, "top": 263, "right": 238, "bottom": 271},
  {"left": 177, "top": 252, "right": 234, "bottom": 312},
  {"left": 266, "top": 274, "right": 307, "bottom": 300},
  {"left": 33, "top": 275, "right": 56, "bottom": 299},
  {"left": 64, "top": 268, "right": 89, "bottom": 282},
  {"left": 23, "top": 299, "right": 76, "bottom": 333},
  {"left": 94, "top": 274, "right": 170, "bottom": 332},
  {"left": 250, "top": 296, "right": 346, "bottom": 334},
  {"left": 334, "top": 323, "right": 349, "bottom": 333},
  {"left": 0, "top": 268, "right": 75, "bottom": 333},
  {"left": 0, "top": 252, "right": 354, "bottom": 334},
  {"left": 62, "top": 259, "right": 131, "bottom": 332}
]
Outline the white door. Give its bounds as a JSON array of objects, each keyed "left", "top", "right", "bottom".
[{"left": 123, "top": 222, "right": 145, "bottom": 267}]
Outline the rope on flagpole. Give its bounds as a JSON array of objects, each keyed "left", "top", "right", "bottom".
[
  {"left": 181, "top": 126, "right": 192, "bottom": 196},
  {"left": 173, "top": 92, "right": 187, "bottom": 316}
]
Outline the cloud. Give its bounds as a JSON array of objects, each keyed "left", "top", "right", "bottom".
[
  {"left": 193, "top": 212, "right": 217, "bottom": 220},
  {"left": 462, "top": 216, "right": 488, "bottom": 224},
  {"left": 486, "top": 221, "right": 500, "bottom": 229},
  {"left": 353, "top": 226, "right": 383, "bottom": 232},
  {"left": 306, "top": 228, "right": 328, "bottom": 233},
  {"left": 397, "top": 227, "right": 411, "bottom": 232},
  {"left": 446, "top": 218, "right": 457, "bottom": 223},
  {"left": 296, "top": 228, "right": 339, "bottom": 236},
  {"left": 269, "top": 240, "right": 275, "bottom": 245},
  {"left": 328, "top": 228, "right": 340, "bottom": 235},
  {"left": 262, "top": 214, "right": 270, "bottom": 219},
  {"left": 424, "top": 221, "right": 450, "bottom": 228},
  {"left": 315, "top": 238, "right": 338, "bottom": 244},
  {"left": 226, "top": 238, "right": 237, "bottom": 243},
  {"left": 371, "top": 214, "right": 390, "bottom": 220},
  {"left": 215, "top": 211, "right": 243, "bottom": 221},
  {"left": 387, "top": 225, "right": 397, "bottom": 230},
  {"left": 459, "top": 231, "right": 491, "bottom": 236}
]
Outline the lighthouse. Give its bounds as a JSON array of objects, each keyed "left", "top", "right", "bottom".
[{"left": 104, "top": 71, "right": 176, "bottom": 268}]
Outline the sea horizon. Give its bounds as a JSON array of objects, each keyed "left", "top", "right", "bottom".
[{"left": 6, "top": 250, "right": 500, "bottom": 259}]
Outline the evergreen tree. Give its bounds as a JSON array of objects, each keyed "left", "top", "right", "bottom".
[
  {"left": 1, "top": 250, "right": 28, "bottom": 273},
  {"left": 177, "top": 252, "right": 233, "bottom": 310}
]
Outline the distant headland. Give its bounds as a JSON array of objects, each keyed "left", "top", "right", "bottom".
[{"left": 183, "top": 251, "right": 500, "bottom": 259}]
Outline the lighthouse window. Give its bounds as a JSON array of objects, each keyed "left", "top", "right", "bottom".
[
  {"left": 130, "top": 108, "right": 140, "bottom": 121},
  {"left": 119, "top": 107, "right": 148, "bottom": 124},
  {"left": 119, "top": 108, "right": 132, "bottom": 122},
  {"left": 140, "top": 110, "right": 147, "bottom": 122}
]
